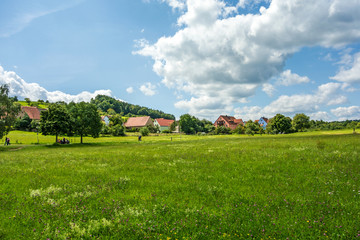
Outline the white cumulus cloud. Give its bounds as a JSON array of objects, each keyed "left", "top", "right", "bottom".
[
  {"left": 276, "top": 70, "right": 310, "bottom": 86},
  {"left": 331, "top": 106, "right": 360, "bottom": 120},
  {"left": 139, "top": 82, "right": 157, "bottom": 96},
  {"left": 126, "top": 87, "right": 134, "bottom": 94},
  {"left": 330, "top": 52, "right": 360, "bottom": 84},
  {"left": 0, "top": 65, "right": 112, "bottom": 103},
  {"left": 136, "top": 0, "right": 360, "bottom": 120},
  {"left": 235, "top": 82, "right": 348, "bottom": 121}
]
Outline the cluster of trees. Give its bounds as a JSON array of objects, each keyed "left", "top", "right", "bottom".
[
  {"left": 40, "top": 102, "right": 103, "bottom": 143},
  {"left": 0, "top": 85, "right": 21, "bottom": 139},
  {"left": 91, "top": 95, "right": 175, "bottom": 120},
  {"left": 178, "top": 114, "right": 214, "bottom": 134}
]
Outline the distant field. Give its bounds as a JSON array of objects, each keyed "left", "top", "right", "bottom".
[
  {"left": 16, "top": 101, "right": 49, "bottom": 109},
  {"left": 0, "top": 131, "right": 359, "bottom": 239}
]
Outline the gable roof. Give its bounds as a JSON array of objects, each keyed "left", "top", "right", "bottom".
[
  {"left": 155, "top": 118, "right": 174, "bottom": 127},
  {"left": 21, "top": 106, "right": 44, "bottom": 120},
  {"left": 124, "top": 116, "right": 152, "bottom": 128}
]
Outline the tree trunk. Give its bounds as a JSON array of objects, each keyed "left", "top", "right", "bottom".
[
  {"left": 56, "top": 133, "right": 58, "bottom": 143},
  {"left": 81, "top": 134, "right": 83, "bottom": 144}
]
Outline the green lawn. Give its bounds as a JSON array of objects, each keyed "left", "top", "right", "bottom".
[{"left": 0, "top": 131, "right": 359, "bottom": 239}]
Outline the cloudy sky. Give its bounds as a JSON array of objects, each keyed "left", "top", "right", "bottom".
[{"left": 1, "top": 0, "right": 360, "bottom": 121}]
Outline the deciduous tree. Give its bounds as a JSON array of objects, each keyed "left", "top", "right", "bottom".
[
  {"left": 40, "top": 103, "right": 70, "bottom": 143},
  {"left": 0, "top": 85, "right": 21, "bottom": 139},
  {"left": 292, "top": 113, "right": 310, "bottom": 132}
]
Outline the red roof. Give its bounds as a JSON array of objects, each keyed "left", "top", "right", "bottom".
[
  {"left": 155, "top": 118, "right": 174, "bottom": 127},
  {"left": 124, "top": 116, "right": 152, "bottom": 128},
  {"left": 21, "top": 106, "right": 43, "bottom": 120},
  {"left": 214, "top": 115, "right": 244, "bottom": 130}
]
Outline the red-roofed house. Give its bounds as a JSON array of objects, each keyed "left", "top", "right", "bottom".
[
  {"left": 124, "top": 116, "right": 153, "bottom": 129},
  {"left": 214, "top": 115, "right": 244, "bottom": 130},
  {"left": 19, "top": 106, "right": 46, "bottom": 120},
  {"left": 154, "top": 118, "right": 174, "bottom": 132}
]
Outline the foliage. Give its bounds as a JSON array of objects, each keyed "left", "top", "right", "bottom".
[
  {"left": 139, "top": 127, "right": 150, "bottom": 136},
  {"left": 109, "top": 114, "right": 125, "bottom": 136},
  {"left": 40, "top": 103, "right": 71, "bottom": 142},
  {"left": 91, "top": 95, "right": 175, "bottom": 120},
  {"left": 68, "top": 102, "right": 103, "bottom": 143},
  {"left": 214, "top": 126, "right": 231, "bottom": 135},
  {"left": 0, "top": 85, "right": 21, "bottom": 139},
  {"left": 232, "top": 124, "right": 245, "bottom": 134},
  {"left": 245, "top": 120, "right": 260, "bottom": 135},
  {"left": 169, "top": 121, "right": 177, "bottom": 132},
  {"left": 292, "top": 113, "right": 310, "bottom": 132},
  {"left": 14, "top": 113, "right": 32, "bottom": 130},
  {"left": 267, "top": 114, "right": 292, "bottom": 134},
  {"left": 111, "top": 124, "right": 125, "bottom": 136},
  {"left": 147, "top": 124, "right": 160, "bottom": 133},
  {"left": 179, "top": 114, "right": 206, "bottom": 134}
]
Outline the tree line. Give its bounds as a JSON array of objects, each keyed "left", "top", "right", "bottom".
[
  {"left": 179, "top": 113, "right": 360, "bottom": 135},
  {"left": 91, "top": 95, "right": 175, "bottom": 120}
]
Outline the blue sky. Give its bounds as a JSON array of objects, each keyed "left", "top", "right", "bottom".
[{"left": 1, "top": 0, "right": 360, "bottom": 121}]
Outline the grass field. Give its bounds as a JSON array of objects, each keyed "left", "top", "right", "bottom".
[{"left": 0, "top": 131, "right": 359, "bottom": 239}]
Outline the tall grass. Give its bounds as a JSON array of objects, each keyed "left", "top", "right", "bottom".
[{"left": 0, "top": 132, "right": 359, "bottom": 239}]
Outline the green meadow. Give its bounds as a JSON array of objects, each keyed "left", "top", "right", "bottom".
[{"left": 0, "top": 131, "right": 359, "bottom": 239}]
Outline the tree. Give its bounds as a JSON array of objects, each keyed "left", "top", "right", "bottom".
[
  {"left": 40, "top": 103, "right": 70, "bottom": 143},
  {"left": 14, "top": 113, "right": 32, "bottom": 130},
  {"left": 245, "top": 120, "right": 260, "bottom": 136},
  {"left": 0, "top": 85, "right": 21, "bottom": 139},
  {"left": 25, "top": 97, "right": 31, "bottom": 105},
  {"left": 267, "top": 114, "right": 292, "bottom": 134},
  {"left": 179, "top": 114, "right": 196, "bottom": 134},
  {"left": 108, "top": 114, "right": 125, "bottom": 136},
  {"left": 214, "top": 126, "right": 231, "bottom": 135},
  {"left": 348, "top": 121, "right": 357, "bottom": 134},
  {"left": 292, "top": 113, "right": 310, "bottom": 132},
  {"left": 68, "top": 102, "right": 103, "bottom": 143},
  {"left": 232, "top": 124, "right": 245, "bottom": 134},
  {"left": 169, "top": 121, "right": 177, "bottom": 132},
  {"left": 140, "top": 127, "right": 150, "bottom": 136}
]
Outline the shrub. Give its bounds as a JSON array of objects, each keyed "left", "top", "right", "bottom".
[{"left": 140, "top": 127, "right": 150, "bottom": 136}]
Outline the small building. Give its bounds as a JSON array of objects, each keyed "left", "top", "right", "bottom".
[
  {"left": 154, "top": 118, "right": 175, "bottom": 132},
  {"left": 258, "top": 117, "right": 269, "bottom": 129},
  {"left": 214, "top": 115, "right": 244, "bottom": 130},
  {"left": 19, "top": 106, "right": 46, "bottom": 120},
  {"left": 101, "top": 116, "right": 111, "bottom": 126},
  {"left": 124, "top": 116, "right": 153, "bottom": 129}
]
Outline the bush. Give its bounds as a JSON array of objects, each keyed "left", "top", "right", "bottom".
[
  {"left": 111, "top": 125, "right": 125, "bottom": 136},
  {"left": 162, "top": 130, "right": 171, "bottom": 134},
  {"left": 140, "top": 127, "right": 150, "bottom": 136},
  {"left": 214, "top": 126, "right": 231, "bottom": 135}
]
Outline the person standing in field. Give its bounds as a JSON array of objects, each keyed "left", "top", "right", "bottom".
[{"left": 7, "top": 138, "right": 10, "bottom": 145}]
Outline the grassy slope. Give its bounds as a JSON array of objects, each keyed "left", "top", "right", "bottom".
[
  {"left": 16, "top": 101, "right": 49, "bottom": 109},
  {"left": 0, "top": 131, "right": 359, "bottom": 239}
]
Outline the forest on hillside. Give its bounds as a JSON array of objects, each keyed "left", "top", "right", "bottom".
[{"left": 90, "top": 95, "right": 175, "bottom": 120}]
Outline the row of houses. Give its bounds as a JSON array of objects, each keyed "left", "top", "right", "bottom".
[
  {"left": 19, "top": 107, "right": 269, "bottom": 132},
  {"left": 214, "top": 115, "right": 269, "bottom": 130},
  {"left": 18, "top": 106, "right": 176, "bottom": 132},
  {"left": 103, "top": 115, "right": 177, "bottom": 132}
]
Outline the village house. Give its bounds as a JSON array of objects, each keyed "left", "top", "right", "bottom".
[
  {"left": 213, "top": 115, "right": 244, "bottom": 130},
  {"left": 257, "top": 117, "right": 269, "bottom": 129},
  {"left": 19, "top": 106, "right": 46, "bottom": 120},
  {"left": 124, "top": 116, "right": 153, "bottom": 129},
  {"left": 153, "top": 118, "right": 174, "bottom": 132},
  {"left": 101, "top": 116, "right": 111, "bottom": 126}
]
